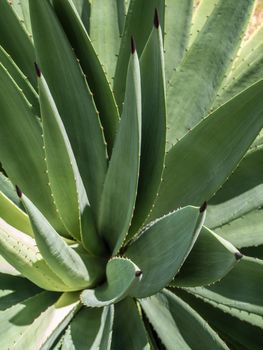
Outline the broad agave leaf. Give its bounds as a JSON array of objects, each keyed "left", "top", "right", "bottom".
[{"left": 0, "top": 0, "right": 262, "bottom": 348}]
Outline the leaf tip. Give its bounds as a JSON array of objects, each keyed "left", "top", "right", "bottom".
[
  {"left": 154, "top": 8, "right": 160, "bottom": 28},
  {"left": 131, "top": 36, "right": 136, "bottom": 54},
  {"left": 34, "top": 62, "right": 41, "bottom": 78},
  {"left": 15, "top": 185, "right": 22, "bottom": 198},
  {"left": 235, "top": 252, "right": 243, "bottom": 260},
  {"left": 199, "top": 201, "right": 207, "bottom": 213},
  {"left": 135, "top": 270, "right": 143, "bottom": 278}
]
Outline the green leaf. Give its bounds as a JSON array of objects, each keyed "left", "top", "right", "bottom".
[
  {"left": 113, "top": 0, "right": 165, "bottom": 109},
  {"left": 80, "top": 257, "right": 142, "bottom": 307},
  {"left": 150, "top": 79, "right": 263, "bottom": 220},
  {"left": 0, "top": 218, "right": 72, "bottom": 291},
  {"left": 38, "top": 70, "right": 104, "bottom": 255},
  {"left": 70, "top": 0, "right": 91, "bottom": 32},
  {"left": 0, "top": 191, "right": 33, "bottom": 236},
  {"left": 0, "top": 62, "right": 67, "bottom": 236},
  {"left": 125, "top": 206, "right": 205, "bottom": 298},
  {"left": 172, "top": 226, "right": 240, "bottom": 287},
  {"left": 214, "top": 208, "right": 263, "bottom": 249},
  {"left": 0, "top": 173, "right": 20, "bottom": 206},
  {"left": 52, "top": 0, "right": 119, "bottom": 154},
  {"left": 140, "top": 289, "right": 229, "bottom": 350},
  {"left": 0, "top": 45, "right": 38, "bottom": 115},
  {"left": 164, "top": 0, "right": 193, "bottom": 83},
  {"left": 13, "top": 292, "right": 80, "bottom": 350},
  {"left": 29, "top": 0, "right": 108, "bottom": 213},
  {"left": 206, "top": 147, "right": 263, "bottom": 231},
  {"left": 61, "top": 305, "right": 113, "bottom": 350},
  {"left": 0, "top": 272, "right": 41, "bottom": 311},
  {"left": 166, "top": 0, "right": 254, "bottom": 148},
  {"left": 0, "top": 291, "right": 59, "bottom": 350},
  {"left": 186, "top": 256, "right": 263, "bottom": 317},
  {"left": 215, "top": 24, "right": 263, "bottom": 108},
  {"left": 10, "top": 0, "right": 32, "bottom": 35},
  {"left": 112, "top": 298, "right": 150, "bottom": 350},
  {"left": 98, "top": 49, "right": 141, "bottom": 255},
  {"left": 176, "top": 288, "right": 263, "bottom": 350},
  {"left": 129, "top": 18, "right": 166, "bottom": 237},
  {"left": 89, "top": 0, "right": 121, "bottom": 86},
  {"left": 22, "top": 194, "right": 106, "bottom": 290},
  {"left": 0, "top": 0, "right": 36, "bottom": 88},
  {"left": 187, "top": 0, "right": 218, "bottom": 48}
]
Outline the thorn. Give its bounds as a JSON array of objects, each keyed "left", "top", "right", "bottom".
[
  {"left": 235, "top": 252, "right": 243, "bottom": 260},
  {"left": 154, "top": 8, "right": 160, "bottom": 28},
  {"left": 15, "top": 185, "right": 22, "bottom": 198},
  {"left": 34, "top": 62, "right": 41, "bottom": 77},
  {"left": 135, "top": 270, "right": 143, "bottom": 277},
  {"left": 131, "top": 36, "right": 136, "bottom": 54},
  {"left": 199, "top": 201, "right": 207, "bottom": 213}
]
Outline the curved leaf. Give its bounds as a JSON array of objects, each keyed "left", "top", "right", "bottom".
[
  {"left": 125, "top": 205, "right": 205, "bottom": 298},
  {"left": 98, "top": 48, "right": 141, "bottom": 255},
  {"left": 113, "top": 0, "right": 165, "bottom": 109},
  {"left": 0, "top": 62, "right": 67, "bottom": 236},
  {"left": 129, "top": 16, "right": 166, "bottom": 237},
  {"left": 150, "top": 78, "right": 263, "bottom": 220},
  {"left": 186, "top": 256, "right": 263, "bottom": 317},
  {"left": 22, "top": 194, "right": 106, "bottom": 290},
  {"left": 80, "top": 257, "right": 142, "bottom": 307},
  {"left": 52, "top": 0, "right": 119, "bottom": 154},
  {"left": 172, "top": 226, "right": 240, "bottom": 287},
  {"left": 0, "top": 191, "right": 33, "bottom": 236},
  {"left": 0, "top": 218, "right": 71, "bottom": 291},
  {"left": 112, "top": 298, "right": 150, "bottom": 350},
  {"left": 38, "top": 70, "right": 104, "bottom": 255},
  {"left": 176, "top": 288, "right": 263, "bottom": 350},
  {"left": 140, "top": 289, "right": 229, "bottom": 350},
  {"left": 166, "top": 0, "right": 254, "bottom": 147},
  {"left": 0, "top": 0, "right": 36, "bottom": 87},
  {"left": 61, "top": 305, "right": 113, "bottom": 350},
  {"left": 29, "top": 0, "right": 108, "bottom": 213}
]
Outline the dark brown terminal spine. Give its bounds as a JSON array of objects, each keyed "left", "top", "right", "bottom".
[
  {"left": 131, "top": 36, "right": 136, "bottom": 54},
  {"left": 34, "top": 62, "right": 41, "bottom": 77},
  {"left": 154, "top": 8, "right": 160, "bottom": 28}
]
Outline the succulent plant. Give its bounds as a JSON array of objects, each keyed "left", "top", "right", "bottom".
[{"left": 0, "top": 0, "right": 263, "bottom": 348}]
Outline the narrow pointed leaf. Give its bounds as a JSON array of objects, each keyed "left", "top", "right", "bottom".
[
  {"left": 0, "top": 173, "right": 20, "bottom": 206},
  {"left": 140, "top": 290, "right": 229, "bottom": 350},
  {"left": 113, "top": 0, "right": 165, "bottom": 109},
  {"left": 0, "top": 0, "right": 36, "bottom": 87},
  {"left": 166, "top": 0, "right": 254, "bottom": 147},
  {"left": 0, "top": 218, "right": 72, "bottom": 291},
  {"left": 10, "top": 0, "right": 32, "bottom": 35},
  {"left": 62, "top": 305, "right": 114, "bottom": 350},
  {"left": 0, "top": 62, "right": 67, "bottom": 236},
  {"left": 98, "top": 50, "right": 141, "bottom": 254},
  {"left": 80, "top": 257, "right": 142, "bottom": 307},
  {"left": 22, "top": 195, "right": 105, "bottom": 290},
  {"left": 52, "top": 0, "right": 119, "bottom": 153},
  {"left": 172, "top": 226, "right": 240, "bottom": 287},
  {"left": 70, "top": 0, "right": 91, "bottom": 32},
  {"left": 38, "top": 70, "right": 104, "bottom": 255},
  {"left": 125, "top": 206, "right": 205, "bottom": 298},
  {"left": 129, "top": 19, "right": 166, "bottom": 237},
  {"left": 164, "top": 0, "right": 193, "bottom": 82},
  {"left": 150, "top": 79, "right": 263, "bottom": 220},
  {"left": 29, "top": 0, "right": 107, "bottom": 212},
  {"left": 112, "top": 298, "right": 150, "bottom": 350},
  {"left": 186, "top": 256, "right": 263, "bottom": 317}
]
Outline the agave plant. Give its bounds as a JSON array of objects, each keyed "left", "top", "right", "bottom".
[{"left": 0, "top": 0, "right": 263, "bottom": 348}]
